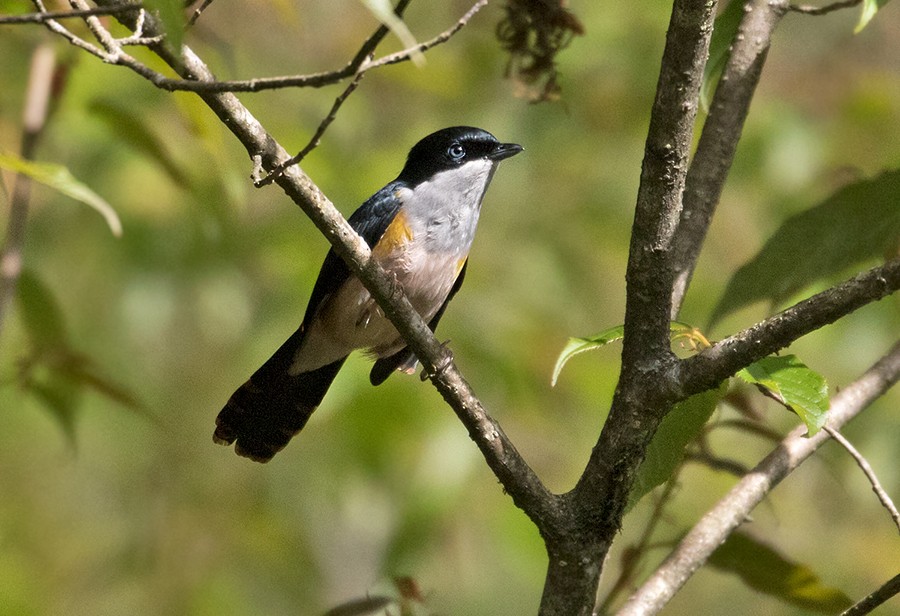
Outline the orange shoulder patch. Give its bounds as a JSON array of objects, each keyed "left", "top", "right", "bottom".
[{"left": 373, "top": 209, "right": 413, "bottom": 256}]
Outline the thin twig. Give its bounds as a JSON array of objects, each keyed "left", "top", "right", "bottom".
[
  {"left": 29, "top": 0, "right": 488, "bottom": 94},
  {"left": 0, "top": 4, "right": 139, "bottom": 24},
  {"left": 252, "top": 0, "right": 415, "bottom": 187},
  {"left": 255, "top": 69, "right": 366, "bottom": 188},
  {"left": 823, "top": 425, "right": 900, "bottom": 534},
  {"left": 187, "top": 0, "right": 215, "bottom": 26},
  {"left": 841, "top": 573, "right": 900, "bottom": 616},
  {"left": 619, "top": 340, "right": 900, "bottom": 615},
  {"left": 789, "top": 0, "right": 861, "bottom": 16}
]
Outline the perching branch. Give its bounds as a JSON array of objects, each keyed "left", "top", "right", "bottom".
[{"left": 619, "top": 340, "right": 900, "bottom": 616}]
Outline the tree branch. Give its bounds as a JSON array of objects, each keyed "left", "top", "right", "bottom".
[
  {"left": 619, "top": 339, "right": 900, "bottom": 615},
  {"left": 670, "top": 0, "right": 788, "bottom": 315},
  {"left": 537, "top": 2, "right": 720, "bottom": 614},
  {"left": 680, "top": 258, "right": 900, "bottom": 396},
  {"left": 570, "top": 0, "right": 718, "bottom": 523}
]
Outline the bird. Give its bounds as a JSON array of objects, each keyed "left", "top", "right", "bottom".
[{"left": 213, "top": 126, "right": 523, "bottom": 462}]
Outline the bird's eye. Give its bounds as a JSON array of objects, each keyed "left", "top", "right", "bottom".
[{"left": 447, "top": 144, "right": 466, "bottom": 160}]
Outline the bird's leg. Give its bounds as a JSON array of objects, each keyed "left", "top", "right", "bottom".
[{"left": 420, "top": 339, "right": 454, "bottom": 381}]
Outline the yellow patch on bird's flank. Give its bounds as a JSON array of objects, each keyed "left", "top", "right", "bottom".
[
  {"left": 455, "top": 257, "right": 467, "bottom": 277},
  {"left": 373, "top": 210, "right": 413, "bottom": 255}
]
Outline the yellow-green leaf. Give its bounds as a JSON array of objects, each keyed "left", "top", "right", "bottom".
[
  {"left": 856, "top": 0, "right": 892, "bottom": 33},
  {"left": 0, "top": 152, "right": 122, "bottom": 237},
  {"left": 552, "top": 322, "right": 702, "bottom": 386}
]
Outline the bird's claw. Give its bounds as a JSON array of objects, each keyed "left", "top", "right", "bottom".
[{"left": 420, "top": 340, "right": 453, "bottom": 381}]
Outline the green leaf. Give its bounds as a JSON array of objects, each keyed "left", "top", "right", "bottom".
[
  {"left": 710, "top": 531, "right": 853, "bottom": 613},
  {"left": 15, "top": 269, "right": 68, "bottom": 351},
  {"left": 737, "top": 355, "right": 829, "bottom": 435},
  {"left": 626, "top": 385, "right": 725, "bottom": 513},
  {"left": 700, "top": 0, "right": 744, "bottom": 112},
  {"left": 552, "top": 322, "right": 702, "bottom": 386},
  {"left": 0, "top": 152, "right": 122, "bottom": 237},
  {"left": 710, "top": 169, "right": 900, "bottom": 325},
  {"left": 143, "top": 0, "right": 185, "bottom": 52},
  {"left": 89, "top": 99, "right": 191, "bottom": 189},
  {"left": 551, "top": 324, "right": 624, "bottom": 386},
  {"left": 856, "top": 0, "right": 892, "bottom": 33}
]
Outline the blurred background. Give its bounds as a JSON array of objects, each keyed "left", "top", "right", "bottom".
[{"left": 1, "top": 1, "right": 898, "bottom": 614}]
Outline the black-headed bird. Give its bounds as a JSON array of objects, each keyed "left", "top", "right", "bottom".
[{"left": 214, "top": 126, "right": 522, "bottom": 462}]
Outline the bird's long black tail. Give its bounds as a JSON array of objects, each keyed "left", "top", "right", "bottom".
[{"left": 214, "top": 327, "right": 346, "bottom": 462}]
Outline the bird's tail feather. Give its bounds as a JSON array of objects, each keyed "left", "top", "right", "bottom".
[{"left": 214, "top": 328, "right": 346, "bottom": 462}]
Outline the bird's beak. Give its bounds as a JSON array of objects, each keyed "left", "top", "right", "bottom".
[{"left": 488, "top": 142, "right": 524, "bottom": 162}]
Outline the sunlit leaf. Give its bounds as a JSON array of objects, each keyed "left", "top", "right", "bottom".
[
  {"left": 737, "top": 355, "right": 829, "bottom": 435},
  {"left": 89, "top": 99, "right": 191, "bottom": 188},
  {"left": 710, "top": 531, "right": 853, "bottom": 613},
  {"left": 360, "top": 0, "right": 424, "bottom": 65},
  {"left": 552, "top": 322, "right": 703, "bottom": 386},
  {"left": 626, "top": 385, "right": 725, "bottom": 513},
  {"left": 144, "top": 0, "right": 185, "bottom": 51},
  {"left": 710, "top": 169, "right": 900, "bottom": 325},
  {"left": 551, "top": 324, "right": 624, "bottom": 386},
  {"left": 0, "top": 152, "right": 122, "bottom": 236},
  {"left": 700, "top": 0, "right": 744, "bottom": 111},
  {"left": 855, "top": 0, "right": 892, "bottom": 33}
]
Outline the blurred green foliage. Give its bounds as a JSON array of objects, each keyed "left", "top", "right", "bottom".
[{"left": 1, "top": 1, "right": 899, "bottom": 614}]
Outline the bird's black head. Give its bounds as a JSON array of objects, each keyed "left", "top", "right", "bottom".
[{"left": 397, "top": 126, "right": 523, "bottom": 187}]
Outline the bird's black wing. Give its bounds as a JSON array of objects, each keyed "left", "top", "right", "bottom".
[
  {"left": 213, "top": 182, "right": 405, "bottom": 462},
  {"left": 301, "top": 181, "right": 405, "bottom": 326},
  {"left": 369, "top": 260, "right": 468, "bottom": 386}
]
